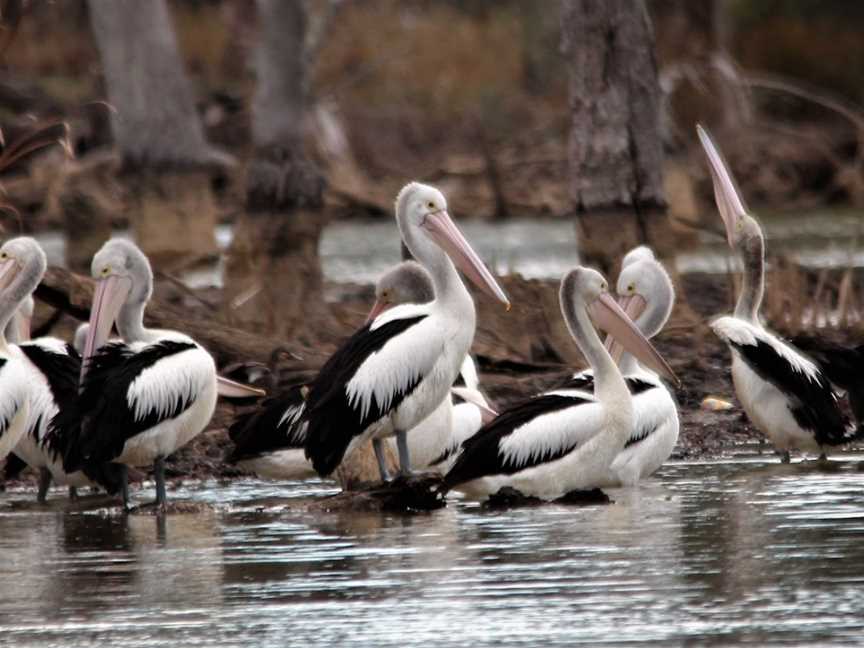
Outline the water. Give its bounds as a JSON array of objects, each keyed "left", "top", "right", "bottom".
[
  {"left": 35, "top": 208, "right": 864, "bottom": 289},
  {"left": 2, "top": 449, "right": 864, "bottom": 647}
]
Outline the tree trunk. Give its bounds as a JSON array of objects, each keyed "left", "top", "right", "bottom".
[
  {"left": 225, "top": 0, "right": 326, "bottom": 338},
  {"left": 560, "top": 0, "right": 666, "bottom": 268},
  {"left": 88, "top": 0, "right": 225, "bottom": 265}
]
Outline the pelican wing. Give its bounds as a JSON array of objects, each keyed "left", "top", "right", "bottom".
[
  {"left": 713, "top": 317, "right": 857, "bottom": 445},
  {"left": 790, "top": 334, "right": 864, "bottom": 427},
  {"left": 60, "top": 340, "right": 211, "bottom": 470},
  {"left": 227, "top": 386, "right": 307, "bottom": 463},
  {"left": 444, "top": 393, "right": 598, "bottom": 489},
  {"left": 304, "top": 307, "right": 437, "bottom": 476},
  {"left": 18, "top": 338, "right": 80, "bottom": 460}
]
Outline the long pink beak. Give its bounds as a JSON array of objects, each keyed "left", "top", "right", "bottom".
[
  {"left": 604, "top": 293, "right": 647, "bottom": 364},
  {"left": 81, "top": 275, "right": 131, "bottom": 379},
  {"left": 0, "top": 259, "right": 18, "bottom": 293},
  {"left": 422, "top": 210, "right": 510, "bottom": 308},
  {"left": 589, "top": 292, "right": 678, "bottom": 385},
  {"left": 696, "top": 125, "right": 748, "bottom": 246},
  {"left": 216, "top": 376, "right": 266, "bottom": 398},
  {"left": 365, "top": 298, "right": 390, "bottom": 325}
]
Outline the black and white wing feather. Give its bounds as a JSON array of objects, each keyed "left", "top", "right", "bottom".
[
  {"left": 713, "top": 317, "right": 857, "bottom": 446},
  {"left": 59, "top": 339, "right": 208, "bottom": 471},
  {"left": 227, "top": 386, "right": 307, "bottom": 463},
  {"left": 303, "top": 305, "right": 436, "bottom": 476},
  {"left": 443, "top": 393, "right": 595, "bottom": 490}
]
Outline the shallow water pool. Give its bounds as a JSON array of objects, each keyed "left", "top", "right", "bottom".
[{"left": 2, "top": 449, "right": 864, "bottom": 647}]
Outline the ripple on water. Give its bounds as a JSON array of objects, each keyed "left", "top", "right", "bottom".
[{"left": 2, "top": 454, "right": 864, "bottom": 646}]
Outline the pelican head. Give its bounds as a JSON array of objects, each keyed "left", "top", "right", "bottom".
[
  {"left": 395, "top": 182, "right": 510, "bottom": 307},
  {"left": 615, "top": 249, "right": 674, "bottom": 340},
  {"left": 366, "top": 260, "right": 434, "bottom": 324},
  {"left": 82, "top": 239, "right": 153, "bottom": 363},
  {"left": 560, "top": 266, "right": 677, "bottom": 384},
  {"left": 0, "top": 237, "right": 46, "bottom": 336},
  {"left": 696, "top": 125, "right": 763, "bottom": 254},
  {"left": 621, "top": 245, "right": 656, "bottom": 268}
]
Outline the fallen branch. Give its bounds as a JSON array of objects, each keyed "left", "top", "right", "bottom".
[{"left": 34, "top": 265, "right": 320, "bottom": 369}]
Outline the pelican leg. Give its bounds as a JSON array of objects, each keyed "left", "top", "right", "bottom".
[
  {"left": 37, "top": 468, "right": 52, "bottom": 503},
  {"left": 396, "top": 430, "right": 413, "bottom": 477},
  {"left": 372, "top": 439, "right": 391, "bottom": 482},
  {"left": 119, "top": 465, "right": 130, "bottom": 511},
  {"left": 779, "top": 450, "right": 791, "bottom": 464},
  {"left": 154, "top": 456, "right": 167, "bottom": 509},
  {"left": 68, "top": 487, "right": 78, "bottom": 501}
]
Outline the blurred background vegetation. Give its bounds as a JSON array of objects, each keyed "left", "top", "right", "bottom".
[
  {"left": 3, "top": 0, "right": 863, "bottom": 222},
  {"left": 2, "top": 0, "right": 864, "bottom": 343}
]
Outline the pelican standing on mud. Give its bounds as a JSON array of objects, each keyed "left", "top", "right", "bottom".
[
  {"left": 552, "top": 247, "right": 679, "bottom": 486},
  {"left": 0, "top": 240, "right": 39, "bottom": 466},
  {"left": 443, "top": 266, "right": 677, "bottom": 500},
  {"left": 302, "top": 182, "right": 510, "bottom": 482},
  {"left": 59, "top": 239, "right": 220, "bottom": 509},
  {"left": 697, "top": 125, "right": 860, "bottom": 462},
  {"left": 0, "top": 241, "right": 103, "bottom": 502},
  {"left": 229, "top": 260, "right": 495, "bottom": 480}
]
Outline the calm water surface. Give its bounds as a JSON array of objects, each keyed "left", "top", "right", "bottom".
[
  {"left": 2, "top": 449, "right": 864, "bottom": 647},
  {"left": 33, "top": 208, "right": 864, "bottom": 288}
]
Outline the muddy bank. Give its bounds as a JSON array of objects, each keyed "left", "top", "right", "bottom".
[{"left": 3, "top": 271, "right": 861, "bottom": 493}]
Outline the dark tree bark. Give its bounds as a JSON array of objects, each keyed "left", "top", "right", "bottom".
[
  {"left": 88, "top": 0, "right": 227, "bottom": 265},
  {"left": 561, "top": 0, "right": 665, "bottom": 212},
  {"left": 226, "top": 0, "right": 326, "bottom": 338},
  {"left": 560, "top": 0, "right": 666, "bottom": 268},
  {"left": 224, "top": 0, "right": 393, "bottom": 484}
]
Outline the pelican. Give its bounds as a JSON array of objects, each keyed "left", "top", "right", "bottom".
[
  {"left": 2, "top": 272, "right": 99, "bottom": 502},
  {"left": 407, "top": 354, "right": 497, "bottom": 474},
  {"left": 60, "top": 239, "right": 221, "bottom": 509},
  {"left": 0, "top": 239, "right": 36, "bottom": 466},
  {"left": 697, "top": 125, "right": 860, "bottom": 461},
  {"left": 303, "top": 182, "right": 510, "bottom": 481},
  {"left": 443, "top": 266, "right": 677, "bottom": 500},
  {"left": 228, "top": 260, "right": 497, "bottom": 479},
  {"left": 549, "top": 247, "right": 679, "bottom": 486}
]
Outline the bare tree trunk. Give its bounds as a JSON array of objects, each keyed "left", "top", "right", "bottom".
[
  {"left": 225, "top": 0, "right": 326, "bottom": 337},
  {"left": 88, "top": 0, "right": 227, "bottom": 266},
  {"left": 561, "top": 0, "right": 666, "bottom": 268},
  {"left": 224, "top": 0, "right": 389, "bottom": 488}
]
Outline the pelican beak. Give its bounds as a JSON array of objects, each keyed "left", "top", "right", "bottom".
[
  {"left": 589, "top": 292, "right": 678, "bottom": 385},
  {"left": 451, "top": 386, "right": 498, "bottom": 423},
  {"left": 81, "top": 275, "right": 131, "bottom": 377},
  {"left": 216, "top": 375, "right": 266, "bottom": 399},
  {"left": 422, "top": 210, "right": 510, "bottom": 308},
  {"left": 365, "top": 299, "right": 390, "bottom": 325},
  {"left": 696, "top": 125, "right": 748, "bottom": 246},
  {"left": 604, "top": 293, "right": 647, "bottom": 364},
  {"left": 0, "top": 259, "right": 19, "bottom": 293}
]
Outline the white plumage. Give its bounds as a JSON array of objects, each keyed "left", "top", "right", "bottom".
[
  {"left": 697, "top": 125, "right": 855, "bottom": 460},
  {"left": 445, "top": 267, "right": 677, "bottom": 500},
  {"left": 0, "top": 356, "right": 30, "bottom": 461}
]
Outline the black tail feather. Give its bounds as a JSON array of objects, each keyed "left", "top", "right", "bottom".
[
  {"left": 792, "top": 336, "right": 864, "bottom": 428},
  {"left": 3, "top": 452, "right": 28, "bottom": 481}
]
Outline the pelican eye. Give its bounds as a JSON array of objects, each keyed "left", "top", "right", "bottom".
[
  {"left": 628, "top": 283, "right": 635, "bottom": 293},
  {"left": 426, "top": 201, "right": 435, "bottom": 210},
  {"left": 0, "top": 252, "right": 6, "bottom": 260},
  {"left": 101, "top": 266, "right": 110, "bottom": 276}
]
